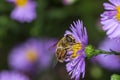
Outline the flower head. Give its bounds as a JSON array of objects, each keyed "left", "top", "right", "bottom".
[
  {"left": 94, "top": 38, "right": 120, "bottom": 71},
  {"left": 62, "top": 0, "right": 76, "bottom": 5},
  {"left": 101, "top": 0, "right": 120, "bottom": 39},
  {"left": 38, "top": 38, "right": 57, "bottom": 69},
  {"left": 7, "top": 0, "right": 36, "bottom": 23},
  {"left": 0, "top": 71, "right": 29, "bottom": 80},
  {"left": 8, "top": 39, "right": 40, "bottom": 72},
  {"left": 8, "top": 38, "right": 56, "bottom": 73},
  {"left": 57, "top": 20, "right": 88, "bottom": 80}
]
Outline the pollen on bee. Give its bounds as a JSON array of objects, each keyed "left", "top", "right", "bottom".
[{"left": 71, "top": 43, "right": 82, "bottom": 58}]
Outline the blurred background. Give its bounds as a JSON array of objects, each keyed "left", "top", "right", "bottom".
[{"left": 0, "top": 0, "right": 120, "bottom": 80}]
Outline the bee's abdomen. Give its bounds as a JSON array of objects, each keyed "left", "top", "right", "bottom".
[{"left": 56, "top": 48, "right": 67, "bottom": 62}]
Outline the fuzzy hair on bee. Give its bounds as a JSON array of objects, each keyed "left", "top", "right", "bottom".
[{"left": 56, "top": 34, "right": 76, "bottom": 63}]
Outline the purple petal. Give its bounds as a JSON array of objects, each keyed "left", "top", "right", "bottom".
[
  {"left": 103, "top": 3, "right": 115, "bottom": 10},
  {"left": 10, "top": 1, "right": 36, "bottom": 23},
  {"left": 106, "top": 22, "right": 118, "bottom": 35},
  {"left": 109, "top": 0, "right": 120, "bottom": 6},
  {"left": 109, "top": 24, "right": 120, "bottom": 39}
]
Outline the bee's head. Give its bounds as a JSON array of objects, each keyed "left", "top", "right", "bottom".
[{"left": 65, "top": 34, "right": 75, "bottom": 44}]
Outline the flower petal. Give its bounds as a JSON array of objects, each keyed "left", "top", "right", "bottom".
[
  {"left": 103, "top": 3, "right": 115, "bottom": 10},
  {"left": 109, "top": 0, "right": 120, "bottom": 6}
]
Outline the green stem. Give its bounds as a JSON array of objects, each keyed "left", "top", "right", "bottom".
[
  {"left": 95, "top": 49, "right": 120, "bottom": 55},
  {"left": 85, "top": 45, "right": 120, "bottom": 59}
]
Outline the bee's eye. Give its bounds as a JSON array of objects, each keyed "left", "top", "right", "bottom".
[
  {"left": 66, "top": 36, "right": 72, "bottom": 42},
  {"left": 66, "top": 35, "right": 75, "bottom": 43}
]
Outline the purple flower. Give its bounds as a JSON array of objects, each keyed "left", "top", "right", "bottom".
[
  {"left": 0, "top": 71, "right": 29, "bottom": 80},
  {"left": 63, "top": 20, "right": 88, "bottom": 80},
  {"left": 7, "top": 0, "right": 36, "bottom": 23},
  {"left": 8, "top": 38, "right": 56, "bottom": 73},
  {"left": 38, "top": 38, "right": 57, "bottom": 69},
  {"left": 62, "top": 0, "right": 76, "bottom": 5},
  {"left": 94, "top": 38, "right": 120, "bottom": 71},
  {"left": 101, "top": 0, "right": 120, "bottom": 39}
]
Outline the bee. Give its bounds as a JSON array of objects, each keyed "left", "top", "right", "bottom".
[{"left": 56, "top": 34, "right": 76, "bottom": 63}]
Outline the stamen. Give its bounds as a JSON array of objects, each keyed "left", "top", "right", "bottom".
[
  {"left": 26, "top": 49, "right": 37, "bottom": 62},
  {"left": 116, "top": 6, "right": 120, "bottom": 21},
  {"left": 15, "top": 0, "right": 27, "bottom": 7},
  {"left": 71, "top": 43, "right": 82, "bottom": 58}
]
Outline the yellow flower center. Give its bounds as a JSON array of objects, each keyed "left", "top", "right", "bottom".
[
  {"left": 71, "top": 43, "right": 82, "bottom": 58},
  {"left": 116, "top": 6, "right": 120, "bottom": 21},
  {"left": 15, "top": 0, "right": 27, "bottom": 7},
  {"left": 26, "top": 49, "right": 37, "bottom": 62}
]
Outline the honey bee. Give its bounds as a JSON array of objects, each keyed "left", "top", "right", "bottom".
[{"left": 56, "top": 34, "right": 76, "bottom": 63}]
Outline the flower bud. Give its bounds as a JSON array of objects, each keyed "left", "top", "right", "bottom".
[{"left": 111, "top": 74, "right": 120, "bottom": 80}]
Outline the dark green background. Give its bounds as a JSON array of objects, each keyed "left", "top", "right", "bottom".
[{"left": 0, "top": 0, "right": 119, "bottom": 80}]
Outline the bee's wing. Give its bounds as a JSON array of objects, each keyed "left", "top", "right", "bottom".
[
  {"left": 48, "top": 41, "right": 58, "bottom": 52},
  {"left": 47, "top": 40, "right": 58, "bottom": 68},
  {"left": 51, "top": 54, "right": 58, "bottom": 68}
]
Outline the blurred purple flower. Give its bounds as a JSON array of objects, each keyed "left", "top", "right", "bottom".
[
  {"left": 8, "top": 38, "right": 56, "bottom": 73},
  {"left": 0, "top": 71, "right": 29, "bottom": 80},
  {"left": 100, "top": 0, "right": 120, "bottom": 39},
  {"left": 62, "top": 0, "right": 76, "bottom": 5},
  {"left": 93, "top": 38, "right": 120, "bottom": 71},
  {"left": 7, "top": 0, "right": 36, "bottom": 23},
  {"left": 38, "top": 39, "right": 57, "bottom": 69},
  {"left": 64, "top": 20, "right": 88, "bottom": 80}
]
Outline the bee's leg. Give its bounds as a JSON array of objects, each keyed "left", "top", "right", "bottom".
[
  {"left": 65, "top": 46, "right": 72, "bottom": 50},
  {"left": 56, "top": 48, "right": 62, "bottom": 60},
  {"left": 62, "top": 49, "right": 67, "bottom": 59},
  {"left": 56, "top": 48, "right": 67, "bottom": 62}
]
